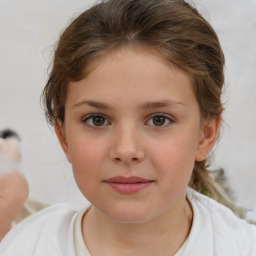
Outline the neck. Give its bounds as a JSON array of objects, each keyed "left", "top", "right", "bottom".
[{"left": 82, "top": 197, "right": 193, "bottom": 256}]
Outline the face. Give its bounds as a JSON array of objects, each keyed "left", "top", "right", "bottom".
[{"left": 56, "top": 47, "right": 218, "bottom": 223}]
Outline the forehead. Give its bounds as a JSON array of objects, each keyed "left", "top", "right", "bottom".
[
  {"left": 86, "top": 46, "right": 190, "bottom": 78},
  {"left": 66, "top": 46, "right": 196, "bottom": 109}
]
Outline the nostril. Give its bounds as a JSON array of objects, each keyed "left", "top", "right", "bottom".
[
  {"left": 114, "top": 157, "right": 139, "bottom": 163},
  {"left": 115, "top": 157, "right": 122, "bottom": 162}
]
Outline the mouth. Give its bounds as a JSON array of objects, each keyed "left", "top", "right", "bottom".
[{"left": 104, "top": 176, "right": 154, "bottom": 194}]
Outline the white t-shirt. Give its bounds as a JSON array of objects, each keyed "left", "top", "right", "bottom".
[
  {"left": 1, "top": 189, "right": 256, "bottom": 256},
  {"left": 73, "top": 208, "right": 187, "bottom": 256}
]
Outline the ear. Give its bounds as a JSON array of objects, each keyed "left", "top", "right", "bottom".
[
  {"left": 195, "top": 116, "right": 221, "bottom": 162},
  {"left": 54, "top": 120, "right": 71, "bottom": 163}
]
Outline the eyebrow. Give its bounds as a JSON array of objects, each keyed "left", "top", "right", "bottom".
[
  {"left": 73, "top": 100, "right": 112, "bottom": 109},
  {"left": 139, "top": 100, "right": 185, "bottom": 110},
  {"left": 72, "top": 99, "right": 185, "bottom": 110}
]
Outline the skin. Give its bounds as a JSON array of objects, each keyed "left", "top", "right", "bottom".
[
  {"left": 56, "top": 47, "right": 220, "bottom": 255},
  {"left": 0, "top": 173, "right": 29, "bottom": 241},
  {"left": 0, "top": 138, "right": 29, "bottom": 241}
]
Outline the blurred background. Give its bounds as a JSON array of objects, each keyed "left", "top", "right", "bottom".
[{"left": 0, "top": 0, "right": 255, "bottom": 210}]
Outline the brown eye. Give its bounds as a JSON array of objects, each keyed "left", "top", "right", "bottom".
[
  {"left": 146, "top": 114, "right": 173, "bottom": 127},
  {"left": 84, "top": 115, "right": 109, "bottom": 127},
  {"left": 92, "top": 116, "right": 105, "bottom": 126},
  {"left": 152, "top": 116, "right": 166, "bottom": 126}
]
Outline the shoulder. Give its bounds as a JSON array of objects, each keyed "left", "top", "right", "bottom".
[
  {"left": 0, "top": 203, "right": 78, "bottom": 256},
  {"left": 187, "top": 188, "right": 256, "bottom": 255}
]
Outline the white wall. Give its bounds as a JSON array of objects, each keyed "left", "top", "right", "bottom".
[{"left": 0, "top": 0, "right": 255, "bottom": 210}]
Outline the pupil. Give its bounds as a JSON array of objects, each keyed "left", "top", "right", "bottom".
[
  {"left": 153, "top": 116, "right": 165, "bottom": 126},
  {"left": 93, "top": 116, "right": 104, "bottom": 126}
]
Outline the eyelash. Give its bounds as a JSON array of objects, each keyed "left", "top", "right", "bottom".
[
  {"left": 146, "top": 113, "right": 174, "bottom": 127},
  {"left": 82, "top": 114, "right": 110, "bottom": 127},
  {"left": 82, "top": 113, "right": 174, "bottom": 128}
]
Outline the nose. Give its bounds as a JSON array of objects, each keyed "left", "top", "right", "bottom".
[{"left": 109, "top": 126, "right": 145, "bottom": 164}]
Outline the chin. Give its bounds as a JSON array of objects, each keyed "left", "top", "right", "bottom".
[{"left": 102, "top": 204, "right": 155, "bottom": 224}]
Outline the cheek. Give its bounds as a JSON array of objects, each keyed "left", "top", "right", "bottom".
[
  {"left": 69, "top": 140, "right": 104, "bottom": 200},
  {"left": 68, "top": 139, "right": 104, "bottom": 178},
  {"left": 150, "top": 136, "right": 197, "bottom": 181}
]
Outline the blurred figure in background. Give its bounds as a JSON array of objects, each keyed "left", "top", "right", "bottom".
[{"left": 0, "top": 129, "right": 29, "bottom": 241}]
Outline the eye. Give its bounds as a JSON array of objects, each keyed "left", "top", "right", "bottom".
[
  {"left": 83, "top": 114, "right": 110, "bottom": 127},
  {"left": 146, "top": 114, "right": 173, "bottom": 127}
]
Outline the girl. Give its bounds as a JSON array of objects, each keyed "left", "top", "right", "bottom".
[{"left": 1, "top": 0, "right": 255, "bottom": 255}]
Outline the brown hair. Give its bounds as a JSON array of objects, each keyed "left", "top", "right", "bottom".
[{"left": 42, "top": 0, "right": 225, "bottom": 197}]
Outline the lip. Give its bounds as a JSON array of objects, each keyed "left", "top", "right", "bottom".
[{"left": 104, "top": 176, "right": 154, "bottom": 194}]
